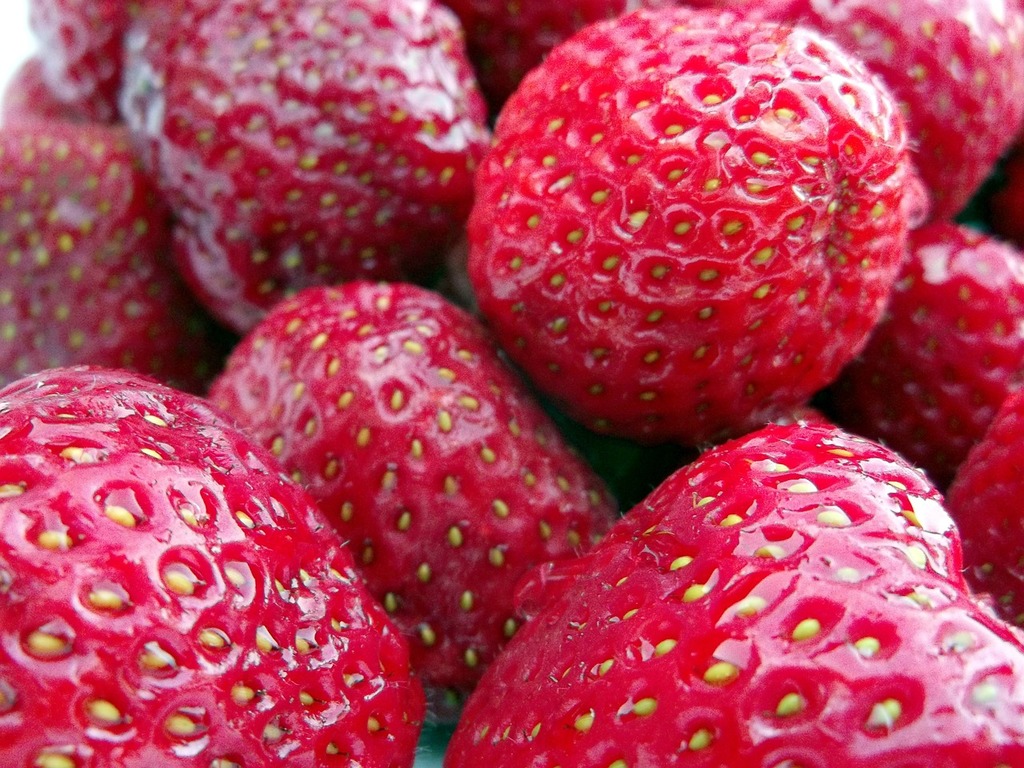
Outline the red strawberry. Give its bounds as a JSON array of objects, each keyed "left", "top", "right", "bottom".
[
  {"left": 208, "top": 282, "right": 618, "bottom": 694},
  {"left": 28, "top": 0, "right": 132, "bottom": 123},
  {"left": 0, "top": 366, "right": 424, "bottom": 767},
  {"left": 717, "top": 0, "right": 1024, "bottom": 221},
  {"left": 0, "top": 121, "right": 225, "bottom": 393},
  {"left": 447, "top": 423, "right": 1024, "bottom": 767},
  {"left": 828, "top": 222, "right": 1024, "bottom": 489},
  {"left": 467, "top": 7, "right": 913, "bottom": 446},
  {"left": 121, "top": 0, "right": 491, "bottom": 333},
  {"left": 947, "top": 389, "right": 1024, "bottom": 627},
  {"left": 440, "top": 0, "right": 676, "bottom": 110},
  {"left": 1, "top": 57, "right": 91, "bottom": 124}
]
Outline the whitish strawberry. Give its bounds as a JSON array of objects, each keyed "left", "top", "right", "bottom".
[
  {"left": 121, "top": 0, "right": 491, "bottom": 333},
  {"left": 0, "top": 367, "right": 424, "bottom": 767},
  {"left": 0, "top": 122, "right": 224, "bottom": 392},
  {"left": 948, "top": 389, "right": 1024, "bottom": 627},
  {"left": 468, "top": 7, "right": 912, "bottom": 446},
  {"left": 717, "top": 0, "right": 1024, "bottom": 220},
  {"left": 447, "top": 423, "right": 1024, "bottom": 767},
  {"left": 28, "top": 0, "right": 133, "bottom": 123},
  {"left": 2, "top": 58, "right": 91, "bottom": 124},
  {"left": 828, "top": 222, "right": 1024, "bottom": 489},
  {"left": 208, "top": 282, "right": 618, "bottom": 694}
]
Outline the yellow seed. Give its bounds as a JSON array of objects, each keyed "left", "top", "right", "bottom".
[
  {"left": 792, "top": 618, "right": 822, "bottom": 641},
  {"left": 867, "top": 698, "right": 902, "bottom": 729},
  {"left": 420, "top": 625, "right": 437, "bottom": 646},
  {"left": 37, "top": 531, "right": 71, "bottom": 550},
  {"left": 816, "top": 506, "right": 851, "bottom": 527},
  {"left": 105, "top": 505, "right": 136, "bottom": 528},
  {"left": 689, "top": 728, "right": 713, "bottom": 750},
  {"left": 776, "top": 692, "right": 806, "bottom": 717},
  {"left": 438, "top": 410, "right": 453, "bottom": 432},
  {"left": 0, "top": 483, "right": 24, "bottom": 497},
  {"left": 34, "top": 754, "right": 75, "bottom": 768},
  {"left": 163, "top": 568, "right": 196, "bottom": 597},
  {"left": 417, "top": 563, "right": 432, "bottom": 582},
  {"left": 448, "top": 526, "right": 464, "bottom": 547},
  {"left": 87, "top": 699, "right": 123, "bottom": 724},
  {"left": 669, "top": 555, "right": 693, "bottom": 570},
  {"left": 464, "top": 648, "right": 480, "bottom": 668},
  {"left": 703, "top": 661, "right": 739, "bottom": 685},
  {"left": 632, "top": 697, "right": 657, "bottom": 716},
  {"left": 489, "top": 548, "right": 505, "bottom": 567},
  {"left": 199, "top": 629, "right": 229, "bottom": 649},
  {"left": 231, "top": 684, "right": 256, "bottom": 705},
  {"left": 574, "top": 711, "right": 594, "bottom": 731},
  {"left": 854, "top": 636, "right": 881, "bottom": 658},
  {"left": 654, "top": 639, "right": 677, "bottom": 657},
  {"left": 165, "top": 713, "right": 199, "bottom": 737},
  {"left": 27, "top": 630, "right": 69, "bottom": 657},
  {"left": 683, "top": 582, "right": 709, "bottom": 602},
  {"left": 88, "top": 588, "right": 125, "bottom": 611},
  {"left": 598, "top": 659, "right": 614, "bottom": 676}
]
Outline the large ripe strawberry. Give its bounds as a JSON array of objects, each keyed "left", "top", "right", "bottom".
[
  {"left": 718, "top": 0, "right": 1024, "bottom": 221},
  {"left": 120, "top": 0, "right": 491, "bottom": 333},
  {"left": 28, "top": 0, "right": 132, "bottom": 123},
  {"left": 468, "top": 7, "right": 913, "bottom": 446},
  {"left": 0, "top": 121, "right": 224, "bottom": 393},
  {"left": 0, "top": 367, "right": 424, "bottom": 767},
  {"left": 447, "top": 423, "right": 1024, "bottom": 767},
  {"left": 947, "top": 389, "right": 1024, "bottom": 627},
  {"left": 208, "top": 282, "right": 618, "bottom": 694},
  {"left": 827, "top": 222, "right": 1024, "bottom": 489}
]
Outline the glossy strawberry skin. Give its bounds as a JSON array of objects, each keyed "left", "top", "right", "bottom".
[
  {"left": 208, "top": 283, "right": 618, "bottom": 693},
  {"left": 0, "top": 122, "right": 224, "bottom": 393},
  {"left": 122, "top": 0, "right": 491, "bottom": 333},
  {"left": 829, "top": 222, "right": 1024, "bottom": 489},
  {"left": 0, "top": 367, "right": 424, "bottom": 768},
  {"left": 721, "top": 0, "right": 1024, "bottom": 221},
  {"left": 468, "top": 8, "right": 912, "bottom": 446},
  {"left": 947, "top": 390, "right": 1024, "bottom": 627},
  {"left": 28, "top": 0, "right": 132, "bottom": 123},
  {"left": 448, "top": 424, "right": 1024, "bottom": 767}
]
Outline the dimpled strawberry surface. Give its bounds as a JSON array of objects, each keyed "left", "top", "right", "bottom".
[
  {"left": 468, "top": 7, "right": 914, "bottom": 446},
  {"left": 0, "top": 367, "right": 424, "bottom": 768}
]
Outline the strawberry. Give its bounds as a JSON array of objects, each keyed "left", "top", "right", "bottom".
[
  {"left": 207, "top": 282, "right": 618, "bottom": 694},
  {"left": 0, "top": 366, "right": 424, "bottom": 767},
  {"left": 439, "top": 0, "right": 676, "bottom": 111},
  {"left": 121, "top": 0, "right": 491, "bottom": 333},
  {"left": 446, "top": 423, "right": 1024, "bottom": 767},
  {"left": 827, "top": 222, "right": 1024, "bottom": 489},
  {"left": 947, "top": 389, "right": 1024, "bottom": 627},
  {"left": 0, "top": 121, "right": 225, "bottom": 393},
  {"left": 467, "top": 7, "right": 913, "bottom": 446},
  {"left": 28, "top": 0, "right": 132, "bottom": 123},
  {"left": 1, "top": 57, "right": 91, "bottom": 124},
  {"left": 717, "top": 0, "right": 1024, "bottom": 221}
]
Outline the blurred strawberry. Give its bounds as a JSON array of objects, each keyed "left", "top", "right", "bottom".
[
  {"left": 948, "top": 389, "right": 1024, "bottom": 627},
  {"left": 121, "top": 0, "right": 491, "bottom": 333},
  {"left": 1, "top": 57, "right": 91, "bottom": 124},
  {"left": 0, "top": 366, "right": 424, "bottom": 767},
  {"left": 468, "top": 7, "right": 912, "bottom": 445},
  {"left": 28, "top": 0, "right": 133, "bottom": 123},
  {"left": 447, "top": 423, "right": 1024, "bottom": 767},
  {"left": 829, "top": 222, "right": 1024, "bottom": 489},
  {"left": 0, "top": 122, "right": 225, "bottom": 392},
  {"left": 209, "top": 282, "right": 617, "bottom": 694}
]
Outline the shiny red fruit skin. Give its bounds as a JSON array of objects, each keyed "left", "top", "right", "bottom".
[
  {"left": 0, "top": 122, "right": 223, "bottom": 393},
  {"left": 948, "top": 389, "right": 1024, "bottom": 628},
  {"left": 209, "top": 282, "right": 618, "bottom": 693},
  {"left": 722, "top": 0, "right": 1024, "bottom": 220},
  {"left": 121, "top": 0, "right": 491, "bottom": 333},
  {"left": 830, "top": 222, "right": 1024, "bottom": 489},
  {"left": 28, "top": 0, "right": 129, "bottom": 123},
  {"left": 0, "top": 367, "right": 424, "bottom": 768},
  {"left": 447, "top": 424, "right": 1024, "bottom": 768},
  {"left": 468, "top": 7, "right": 912, "bottom": 446}
]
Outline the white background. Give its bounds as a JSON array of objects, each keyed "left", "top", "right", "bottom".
[{"left": 0, "top": 1, "right": 34, "bottom": 98}]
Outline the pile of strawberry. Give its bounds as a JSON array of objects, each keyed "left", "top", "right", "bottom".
[{"left": 3, "top": 0, "right": 1024, "bottom": 766}]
